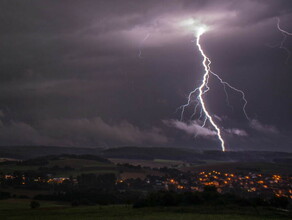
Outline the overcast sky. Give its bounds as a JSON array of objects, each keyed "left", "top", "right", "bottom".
[{"left": 0, "top": 0, "right": 291, "bottom": 151}]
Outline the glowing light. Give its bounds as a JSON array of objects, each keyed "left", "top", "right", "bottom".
[
  {"left": 197, "top": 26, "right": 208, "bottom": 37},
  {"left": 180, "top": 18, "right": 196, "bottom": 27},
  {"left": 180, "top": 18, "right": 209, "bottom": 35},
  {"left": 179, "top": 19, "right": 250, "bottom": 152}
]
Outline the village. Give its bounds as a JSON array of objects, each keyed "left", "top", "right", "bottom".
[{"left": 2, "top": 169, "right": 291, "bottom": 200}]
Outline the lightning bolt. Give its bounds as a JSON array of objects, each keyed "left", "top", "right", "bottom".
[
  {"left": 276, "top": 17, "right": 292, "bottom": 63},
  {"left": 209, "top": 71, "right": 249, "bottom": 121},
  {"left": 179, "top": 26, "right": 250, "bottom": 152},
  {"left": 195, "top": 30, "right": 225, "bottom": 152}
]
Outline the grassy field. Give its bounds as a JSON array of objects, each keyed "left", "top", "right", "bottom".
[
  {"left": 181, "top": 161, "right": 292, "bottom": 174},
  {"left": 0, "top": 164, "right": 38, "bottom": 173},
  {"left": 49, "top": 157, "right": 117, "bottom": 177},
  {"left": 0, "top": 188, "right": 49, "bottom": 198},
  {"left": 110, "top": 158, "right": 185, "bottom": 168},
  {"left": 55, "top": 169, "right": 118, "bottom": 177},
  {"left": 0, "top": 157, "right": 117, "bottom": 177},
  {"left": 0, "top": 199, "right": 290, "bottom": 220},
  {"left": 48, "top": 158, "right": 113, "bottom": 169}
]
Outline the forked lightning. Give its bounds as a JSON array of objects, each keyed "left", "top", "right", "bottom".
[{"left": 179, "top": 24, "right": 250, "bottom": 152}]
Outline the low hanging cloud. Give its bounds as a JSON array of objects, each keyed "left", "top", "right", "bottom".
[
  {"left": 225, "top": 128, "right": 248, "bottom": 136},
  {"left": 249, "top": 119, "right": 279, "bottom": 134},
  {"left": 165, "top": 119, "right": 248, "bottom": 138},
  {"left": 0, "top": 117, "right": 168, "bottom": 146},
  {"left": 0, "top": 120, "right": 54, "bottom": 146},
  {"left": 40, "top": 117, "right": 168, "bottom": 145},
  {"left": 164, "top": 119, "right": 216, "bottom": 138}
]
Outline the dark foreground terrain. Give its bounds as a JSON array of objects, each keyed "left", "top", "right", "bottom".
[
  {"left": 0, "top": 146, "right": 291, "bottom": 219},
  {"left": 0, "top": 199, "right": 291, "bottom": 220}
]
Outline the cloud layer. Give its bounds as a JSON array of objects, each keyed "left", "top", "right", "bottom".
[
  {"left": 250, "top": 119, "right": 279, "bottom": 134},
  {"left": 164, "top": 119, "right": 217, "bottom": 138},
  {"left": 0, "top": 117, "right": 168, "bottom": 146}
]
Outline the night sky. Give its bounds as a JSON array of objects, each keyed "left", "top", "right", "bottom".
[{"left": 0, "top": 0, "right": 291, "bottom": 151}]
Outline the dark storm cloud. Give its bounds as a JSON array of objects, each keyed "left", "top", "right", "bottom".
[
  {"left": 0, "top": 0, "right": 291, "bottom": 151},
  {"left": 0, "top": 117, "right": 168, "bottom": 146},
  {"left": 40, "top": 117, "right": 168, "bottom": 145}
]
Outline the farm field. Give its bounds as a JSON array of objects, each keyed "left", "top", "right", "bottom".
[
  {"left": 109, "top": 158, "right": 187, "bottom": 168},
  {"left": 0, "top": 199, "right": 290, "bottom": 220},
  {"left": 110, "top": 157, "right": 292, "bottom": 175},
  {"left": 0, "top": 156, "right": 117, "bottom": 177},
  {"left": 180, "top": 161, "right": 292, "bottom": 174}
]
